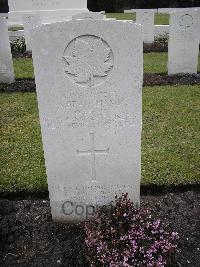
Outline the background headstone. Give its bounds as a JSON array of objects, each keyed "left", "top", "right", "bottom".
[
  {"left": 31, "top": 19, "right": 143, "bottom": 223},
  {"left": 0, "top": 17, "right": 14, "bottom": 83},
  {"left": 158, "top": 7, "right": 200, "bottom": 14},
  {"left": 8, "top": 0, "right": 88, "bottom": 25},
  {"left": 72, "top": 12, "right": 106, "bottom": 20},
  {"left": 23, "top": 14, "right": 41, "bottom": 51},
  {"left": 168, "top": 10, "right": 200, "bottom": 74},
  {"left": 135, "top": 9, "right": 157, "bottom": 43}
]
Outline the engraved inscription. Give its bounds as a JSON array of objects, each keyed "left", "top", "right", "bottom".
[
  {"left": 43, "top": 88, "right": 136, "bottom": 130},
  {"left": 32, "top": 0, "right": 60, "bottom": 8},
  {"left": 179, "top": 14, "right": 193, "bottom": 29},
  {"left": 60, "top": 184, "right": 138, "bottom": 206},
  {"left": 63, "top": 35, "right": 114, "bottom": 87},
  {"left": 77, "top": 132, "right": 109, "bottom": 181}
]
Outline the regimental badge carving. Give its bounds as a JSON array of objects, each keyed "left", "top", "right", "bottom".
[
  {"left": 63, "top": 35, "right": 114, "bottom": 87},
  {"left": 179, "top": 14, "right": 193, "bottom": 29}
]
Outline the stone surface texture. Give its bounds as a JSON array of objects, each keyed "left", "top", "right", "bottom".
[
  {"left": 158, "top": 7, "right": 200, "bottom": 14},
  {"left": 168, "top": 10, "right": 200, "bottom": 74},
  {"left": 31, "top": 19, "right": 143, "bottom": 223},
  {"left": 23, "top": 14, "right": 41, "bottom": 51},
  {"left": 72, "top": 12, "right": 106, "bottom": 20},
  {"left": 136, "top": 9, "right": 157, "bottom": 43},
  {"left": 8, "top": 0, "right": 88, "bottom": 25},
  {"left": 9, "top": 29, "right": 24, "bottom": 41},
  {"left": 0, "top": 17, "right": 14, "bottom": 83}
]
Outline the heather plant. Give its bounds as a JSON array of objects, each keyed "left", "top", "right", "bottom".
[{"left": 84, "top": 193, "right": 179, "bottom": 267}]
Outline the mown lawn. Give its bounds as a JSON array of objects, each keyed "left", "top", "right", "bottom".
[
  {"left": 13, "top": 58, "right": 34, "bottom": 79},
  {"left": 144, "top": 53, "right": 200, "bottom": 74},
  {"left": 13, "top": 53, "right": 200, "bottom": 79},
  {"left": 0, "top": 85, "right": 199, "bottom": 192},
  {"left": 9, "top": 26, "right": 24, "bottom": 31},
  {"left": 106, "top": 13, "right": 169, "bottom": 25}
]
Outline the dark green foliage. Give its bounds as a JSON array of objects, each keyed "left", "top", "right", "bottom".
[{"left": 10, "top": 38, "right": 26, "bottom": 54}]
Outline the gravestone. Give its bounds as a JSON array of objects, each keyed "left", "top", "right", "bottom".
[
  {"left": 158, "top": 7, "right": 200, "bottom": 14},
  {"left": 135, "top": 9, "right": 157, "bottom": 43},
  {"left": 8, "top": 0, "right": 88, "bottom": 25},
  {"left": 31, "top": 18, "right": 143, "bottom": 223},
  {"left": 168, "top": 10, "right": 200, "bottom": 74},
  {"left": 23, "top": 14, "right": 41, "bottom": 51},
  {"left": 0, "top": 17, "right": 14, "bottom": 83},
  {"left": 72, "top": 12, "right": 106, "bottom": 20}
]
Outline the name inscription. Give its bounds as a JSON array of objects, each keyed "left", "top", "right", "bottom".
[
  {"left": 32, "top": 0, "right": 60, "bottom": 8},
  {"left": 44, "top": 88, "right": 136, "bottom": 130}
]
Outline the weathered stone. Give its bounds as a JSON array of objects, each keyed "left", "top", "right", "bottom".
[
  {"left": 0, "top": 17, "right": 14, "bottom": 83},
  {"left": 135, "top": 9, "right": 157, "bottom": 43},
  {"left": 8, "top": 0, "right": 88, "bottom": 25},
  {"left": 168, "top": 10, "right": 200, "bottom": 74},
  {"left": 72, "top": 12, "right": 106, "bottom": 20},
  {"left": 23, "top": 14, "right": 41, "bottom": 51},
  {"left": 32, "top": 19, "right": 143, "bottom": 223}
]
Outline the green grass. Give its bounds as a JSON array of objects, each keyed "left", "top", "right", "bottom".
[
  {"left": 0, "top": 85, "right": 199, "bottom": 192},
  {"left": 142, "top": 85, "right": 200, "bottom": 185},
  {"left": 0, "top": 93, "right": 46, "bottom": 192},
  {"left": 154, "top": 13, "right": 169, "bottom": 25},
  {"left": 13, "top": 53, "right": 200, "bottom": 79},
  {"left": 144, "top": 52, "right": 168, "bottom": 74},
  {"left": 144, "top": 53, "right": 200, "bottom": 74},
  {"left": 13, "top": 58, "right": 34, "bottom": 79},
  {"left": 106, "top": 13, "right": 169, "bottom": 25},
  {"left": 106, "top": 12, "right": 136, "bottom": 21},
  {"left": 9, "top": 26, "right": 24, "bottom": 31}
]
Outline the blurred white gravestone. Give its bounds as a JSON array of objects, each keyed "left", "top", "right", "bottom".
[
  {"left": 23, "top": 14, "right": 41, "bottom": 51},
  {"left": 31, "top": 19, "right": 143, "bottom": 223},
  {"left": 0, "top": 17, "right": 14, "bottom": 83},
  {"left": 72, "top": 12, "right": 106, "bottom": 20},
  {"left": 158, "top": 7, "right": 200, "bottom": 14},
  {"left": 8, "top": 0, "right": 88, "bottom": 25},
  {"left": 168, "top": 10, "right": 200, "bottom": 74},
  {"left": 135, "top": 9, "right": 157, "bottom": 43}
]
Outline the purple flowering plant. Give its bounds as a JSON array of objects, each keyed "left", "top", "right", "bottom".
[{"left": 84, "top": 193, "right": 179, "bottom": 267}]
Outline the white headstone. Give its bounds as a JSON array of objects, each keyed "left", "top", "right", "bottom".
[
  {"left": 135, "top": 9, "right": 157, "bottom": 43},
  {"left": 168, "top": 10, "right": 200, "bottom": 74},
  {"left": 124, "top": 9, "right": 135, "bottom": 14},
  {"left": 0, "top": 13, "right": 8, "bottom": 18},
  {"left": 158, "top": 7, "right": 199, "bottom": 14},
  {"left": 8, "top": 0, "right": 88, "bottom": 25},
  {"left": 23, "top": 14, "right": 41, "bottom": 51},
  {"left": 31, "top": 19, "right": 143, "bottom": 223},
  {"left": 72, "top": 12, "right": 106, "bottom": 20},
  {"left": 0, "top": 17, "right": 14, "bottom": 83}
]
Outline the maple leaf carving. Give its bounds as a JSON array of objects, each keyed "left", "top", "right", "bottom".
[{"left": 63, "top": 38, "right": 113, "bottom": 86}]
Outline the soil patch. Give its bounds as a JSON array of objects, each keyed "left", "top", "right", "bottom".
[
  {"left": 144, "top": 42, "right": 168, "bottom": 53},
  {"left": 12, "top": 51, "right": 32, "bottom": 58},
  {"left": 144, "top": 73, "right": 200, "bottom": 86},
  {"left": 1, "top": 74, "right": 200, "bottom": 93},
  {"left": 0, "top": 191, "right": 200, "bottom": 266}
]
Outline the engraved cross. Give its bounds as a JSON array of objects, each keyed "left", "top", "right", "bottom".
[{"left": 77, "top": 132, "right": 109, "bottom": 181}]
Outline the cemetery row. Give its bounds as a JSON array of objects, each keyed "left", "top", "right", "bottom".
[{"left": 1, "top": 9, "right": 200, "bottom": 85}]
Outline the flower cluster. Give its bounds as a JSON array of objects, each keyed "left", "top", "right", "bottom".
[{"left": 84, "top": 193, "right": 179, "bottom": 267}]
